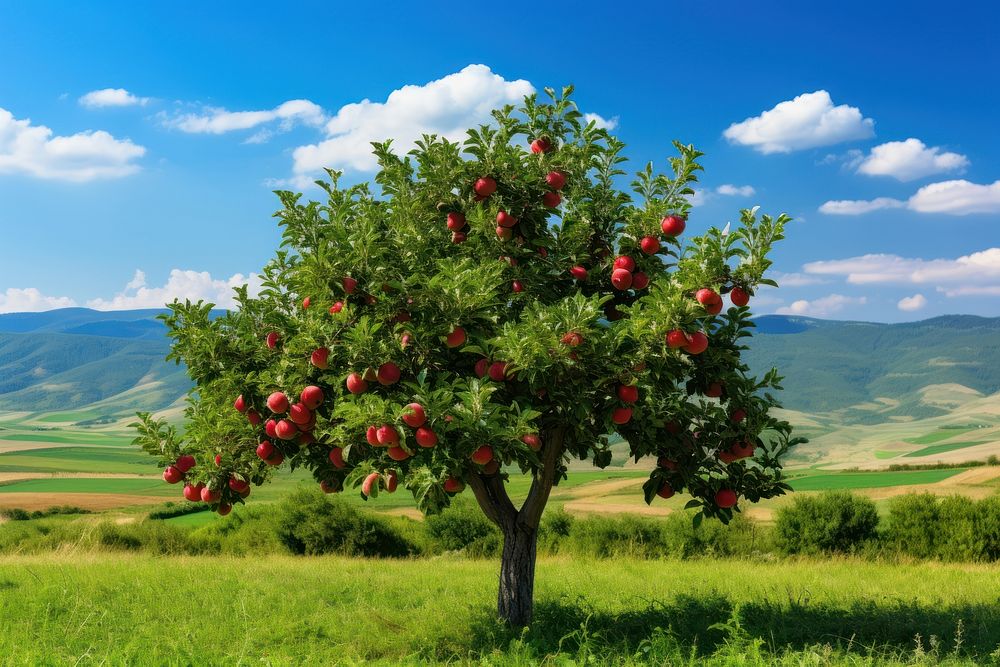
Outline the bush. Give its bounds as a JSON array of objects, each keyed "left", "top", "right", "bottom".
[
  {"left": 0, "top": 506, "right": 91, "bottom": 521},
  {"left": 775, "top": 491, "right": 879, "bottom": 555},
  {"left": 425, "top": 499, "right": 499, "bottom": 556},
  {"left": 884, "top": 493, "right": 940, "bottom": 558},
  {"left": 148, "top": 503, "right": 211, "bottom": 520},
  {"left": 884, "top": 494, "right": 1000, "bottom": 562},
  {"left": 273, "top": 487, "right": 419, "bottom": 557}
]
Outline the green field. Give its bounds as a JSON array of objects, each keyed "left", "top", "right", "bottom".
[
  {"left": 904, "top": 427, "right": 977, "bottom": 445},
  {"left": 904, "top": 441, "right": 991, "bottom": 458},
  {"left": 787, "top": 468, "right": 963, "bottom": 491},
  {"left": 0, "top": 477, "right": 172, "bottom": 495},
  {"left": 32, "top": 410, "right": 103, "bottom": 423},
  {"left": 0, "top": 446, "right": 157, "bottom": 473},
  {"left": 0, "top": 554, "right": 996, "bottom": 665},
  {"left": 0, "top": 431, "right": 134, "bottom": 447}
]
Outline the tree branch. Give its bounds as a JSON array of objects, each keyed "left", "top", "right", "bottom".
[
  {"left": 468, "top": 470, "right": 517, "bottom": 531},
  {"left": 518, "top": 426, "right": 567, "bottom": 530}
]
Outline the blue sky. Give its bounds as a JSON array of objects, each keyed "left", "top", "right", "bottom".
[{"left": 1, "top": 1, "right": 998, "bottom": 321}]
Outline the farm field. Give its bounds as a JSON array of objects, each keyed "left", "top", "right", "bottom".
[{"left": 0, "top": 553, "right": 997, "bottom": 664}]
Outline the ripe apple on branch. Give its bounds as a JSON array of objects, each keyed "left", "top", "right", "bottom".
[{"left": 133, "top": 85, "right": 801, "bottom": 627}]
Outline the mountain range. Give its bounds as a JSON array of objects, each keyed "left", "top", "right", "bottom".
[{"left": 1, "top": 308, "right": 998, "bottom": 425}]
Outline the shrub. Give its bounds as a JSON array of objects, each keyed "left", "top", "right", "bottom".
[
  {"left": 273, "top": 487, "right": 419, "bottom": 557},
  {"left": 884, "top": 493, "right": 940, "bottom": 558},
  {"left": 775, "top": 491, "right": 879, "bottom": 555},
  {"left": 425, "top": 499, "right": 499, "bottom": 556},
  {"left": 148, "top": 503, "right": 211, "bottom": 520}
]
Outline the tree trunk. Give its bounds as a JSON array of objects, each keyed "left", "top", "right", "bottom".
[{"left": 498, "top": 525, "right": 538, "bottom": 627}]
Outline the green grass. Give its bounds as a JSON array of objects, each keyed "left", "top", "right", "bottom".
[
  {"left": 0, "top": 477, "right": 172, "bottom": 495},
  {"left": 904, "top": 441, "right": 992, "bottom": 458},
  {"left": 904, "top": 427, "right": 976, "bottom": 445},
  {"left": 0, "top": 446, "right": 157, "bottom": 473},
  {"left": 32, "top": 410, "right": 102, "bottom": 423},
  {"left": 0, "top": 554, "right": 997, "bottom": 665},
  {"left": 874, "top": 450, "right": 900, "bottom": 459},
  {"left": 788, "top": 468, "right": 964, "bottom": 491},
  {"left": 0, "top": 431, "right": 134, "bottom": 446}
]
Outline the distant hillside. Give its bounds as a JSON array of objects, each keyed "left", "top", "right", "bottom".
[{"left": 1, "top": 309, "right": 999, "bottom": 424}]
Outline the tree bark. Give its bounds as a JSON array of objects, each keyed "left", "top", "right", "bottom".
[{"left": 497, "top": 524, "right": 538, "bottom": 627}]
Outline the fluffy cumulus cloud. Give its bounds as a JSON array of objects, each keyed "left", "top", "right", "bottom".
[
  {"left": 776, "top": 294, "right": 867, "bottom": 318},
  {"left": 0, "top": 288, "right": 77, "bottom": 313},
  {"left": 897, "top": 294, "right": 928, "bottom": 311},
  {"left": 79, "top": 88, "right": 150, "bottom": 108},
  {"left": 855, "top": 138, "right": 968, "bottom": 181},
  {"left": 716, "top": 184, "right": 755, "bottom": 196},
  {"left": 292, "top": 64, "right": 534, "bottom": 176},
  {"left": 821, "top": 179, "right": 1000, "bottom": 216},
  {"left": 583, "top": 112, "right": 618, "bottom": 130},
  {"left": 723, "top": 91, "right": 874, "bottom": 154},
  {"left": 0, "top": 107, "right": 146, "bottom": 181},
  {"left": 801, "top": 248, "right": 1000, "bottom": 298},
  {"left": 164, "top": 99, "right": 327, "bottom": 139},
  {"left": 86, "top": 269, "right": 263, "bottom": 310}
]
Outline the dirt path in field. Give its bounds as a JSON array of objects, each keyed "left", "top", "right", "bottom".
[
  {"left": 0, "top": 493, "right": 167, "bottom": 511},
  {"left": 0, "top": 472, "right": 156, "bottom": 483},
  {"left": 0, "top": 440, "right": 127, "bottom": 454}
]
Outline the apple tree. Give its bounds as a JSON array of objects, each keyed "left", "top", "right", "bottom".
[{"left": 135, "top": 87, "right": 800, "bottom": 627}]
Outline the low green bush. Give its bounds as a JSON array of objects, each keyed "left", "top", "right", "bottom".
[
  {"left": 425, "top": 499, "right": 499, "bottom": 556},
  {"left": 775, "top": 491, "right": 879, "bottom": 555}
]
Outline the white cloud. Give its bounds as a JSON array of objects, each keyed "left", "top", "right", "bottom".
[
  {"left": 818, "top": 197, "right": 905, "bottom": 215},
  {"left": 292, "top": 64, "right": 534, "bottom": 175},
  {"left": 776, "top": 294, "right": 867, "bottom": 317},
  {"left": 0, "top": 288, "right": 77, "bottom": 313},
  {"left": 87, "top": 269, "right": 263, "bottom": 310},
  {"left": 716, "top": 184, "right": 755, "bottom": 196},
  {"left": 688, "top": 189, "right": 708, "bottom": 207},
  {"left": 907, "top": 179, "right": 1000, "bottom": 215},
  {"left": 723, "top": 91, "right": 874, "bottom": 154},
  {"left": 0, "top": 107, "right": 146, "bottom": 181},
  {"left": 802, "top": 248, "right": 1000, "bottom": 298},
  {"left": 770, "top": 271, "right": 826, "bottom": 287},
  {"left": 165, "top": 99, "right": 326, "bottom": 137},
  {"left": 897, "top": 294, "right": 928, "bottom": 311},
  {"left": 820, "top": 179, "right": 1000, "bottom": 216},
  {"left": 79, "top": 88, "right": 149, "bottom": 108},
  {"left": 583, "top": 112, "right": 618, "bottom": 130},
  {"left": 856, "top": 138, "right": 968, "bottom": 181}
]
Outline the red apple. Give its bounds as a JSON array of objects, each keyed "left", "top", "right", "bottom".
[
  {"left": 446, "top": 211, "right": 467, "bottom": 231},
  {"left": 443, "top": 477, "right": 465, "bottom": 493},
  {"left": 715, "top": 489, "right": 738, "bottom": 508},
  {"left": 512, "top": 280, "right": 524, "bottom": 293},
  {"left": 275, "top": 419, "right": 298, "bottom": 440},
  {"left": 496, "top": 226, "right": 513, "bottom": 240},
  {"left": 730, "top": 408, "right": 746, "bottom": 423},
  {"left": 266, "top": 392, "right": 289, "bottom": 414},
  {"left": 265, "top": 419, "right": 278, "bottom": 439},
  {"left": 521, "top": 434, "right": 542, "bottom": 450},
  {"left": 265, "top": 451, "right": 284, "bottom": 466},
  {"left": 346, "top": 373, "right": 368, "bottom": 394},
  {"left": 266, "top": 331, "right": 280, "bottom": 349},
  {"left": 175, "top": 454, "right": 196, "bottom": 473},
  {"left": 310, "top": 347, "right": 330, "bottom": 370},
  {"left": 201, "top": 486, "right": 221, "bottom": 503},
  {"left": 366, "top": 425, "right": 380, "bottom": 446},
  {"left": 657, "top": 482, "right": 675, "bottom": 499},
  {"left": 233, "top": 395, "right": 247, "bottom": 413},
  {"left": 320, "top": 479, "right": 340, "bottom": 494},
  {"left": 730, "top": 287, "right": 750, "bottom": 307},
  {"left": 415, "top": 426, "right": 438, "bottom": 447},
  {"left": 683, "top": 331, "right": 709, "bottom": 355},
  {"left": 387, "top": 446, "right": 410, "bottom": 461},
  {"left": 640, "top": 236, "right": 660, "bottom": 255},
  {"left": 545, "top": 170, "right": 566, "bottom": 190},
  {"left": 328, "top": 447, "right": 346, "bottom": 469},
  {"left": 704, "top": 382, "right": 723, "bottom": 398},
  {"left": 298, "top": 432, "right": 316, "bottom": 445},
  {"left": 666, "top": 329, "right": 689, "bottom": 349},
  {"left": 471, "top": 445, "right": 494, "bottom": 465},
  {"left": 530, "top": 137, "right": 552, "bottom": 154},
  {"left": 289, "top": 403, "right": 312, "bottom": 425},
  {"left": 474, "top": 358, "right": 490, "bottom": 378},
  {"left": 617, "top": 384, "right": 639, "bottom": 404},
  {"left": 661, "top": 215, "right": 686, "bottom": 236},
  {"left": 342, "top": 276, "right": 358, "bottom": 294},
  {"left": 163, "top": 466, "right": 183, "bottom": 484},
  {"left": 402, "top": 403, "right": 426, "bottom": 428},
  {"left": 246, "top": 409, "right": 261, "bottom": 426},
  {"left": 537, "top": 246, "right": 549, "bottom": 257},
  {"left": 488, "top": 361, "right": 508, "bottom": 382},
  {"left": 302, "top": 296, "right": 311, "bottom": 309},
  {"left": 731, "top": 441, "right": 755, "bottom": 459},
  {"left": 719, "top": 450, "right": 738, "bottom": 464},
  {"left": 183, "top": 483, "right": 204, "bottom": 502},
  {"left": 445, "top": 327, "right": 466, "bottom": 348},
  {"left": 658, "top": 457, "right": 678, "bottom": 470},
  {"left": 385, "top": 471, "right": 398, "bottom": 493},
  {"left": 300, "top": 385, "right": 324, "bottom": 411},
  {"left": 611, "top": 407, "right": 633, "bottom": 424},
  {"left": 497, "top": 210, "right": 517, "bottom": 228},
  {"left": 377, "top": 362, "right": 401, "bottom": 385},
  {"left": 228, "top": 477, "right": 250, "bottom": 494},
  {"left": 569, "top": 265, "right": 588, "bottom": 281},
  {"left": 611, "top": 268, "right": 633, "bottom": 290},
  {"left": 542, "top": 191, "right": 561, "bottom": 208},
  {"left": 329, "top": 301, "right": 344, "bottom": 314},
  {"left": 696, "top": 288, "right": 720, "bottom": 307},
  {"left": 452, "top": 231, "right": 468, "bottom": 244},
  {"left": 613, "top": 256, "right": 636, "bottom": 272},
  {"left": 217, "top": 503, "right": 232, "bottom": 516},
  {"left": 362, "top": 472, "right": 381, "bottom": 497},
  {"left": 631, "top": 272, "right": 650, "bottom": 290},
  {"left": 474, "top": 177, "right": 497, "bottom": 197},
  {"left": 376, "top": 424, "right": 399, "bottom": 446},
  {"left": 214, "top": 454, "right": 222, "bottom": 467}
]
